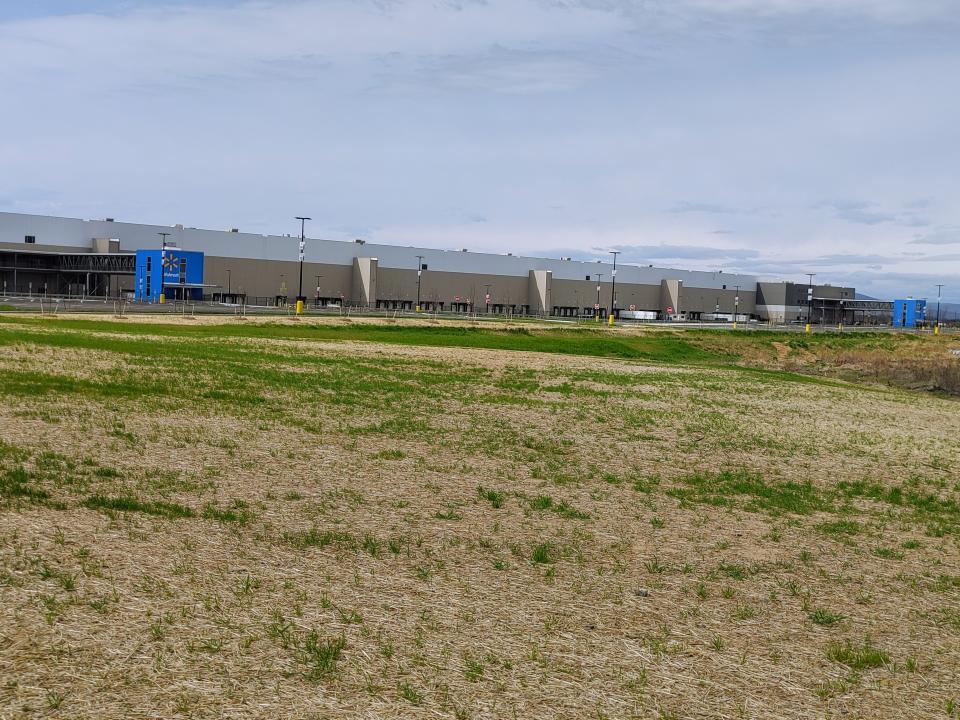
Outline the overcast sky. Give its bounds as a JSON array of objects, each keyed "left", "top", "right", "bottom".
[{"left": 1, "top": 0, "right": 958, "bottom": 300}]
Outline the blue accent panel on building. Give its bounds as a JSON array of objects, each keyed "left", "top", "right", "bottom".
[
  {"left": 892, "top": 298, "right": 926, "bottom": 328},
  {"left": 134, "top": 249, "right": 204, "bottom": 302}
]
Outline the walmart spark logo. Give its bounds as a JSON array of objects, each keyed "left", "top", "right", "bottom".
[{"left": 162, "top": 254, "right": 179, "bottom": 273}]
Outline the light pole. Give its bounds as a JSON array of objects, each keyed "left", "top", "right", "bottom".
[
  {"left": 484, "top": 283, "right": 492, "bottom": 314},
  {"left": 315, "top": 274, "right": 323, "bottom": 307},
  {"left": 595, "top": 273, "right": 603, "bottom": 321},
  {"left": 416, "top": 255, "right": 424, "bottom": 312},
  {"left": 806, "top": 273, "right": 816, "bottom": 330},
  {"left": 733, "top": 284, "right": 740, "bottom": 329},
  {"left": 295, "top": 216, "right": 311, "bottom": 314},
  {"left": 935, "top": 284, "right": 944, "bottom": 334},
  {"left": 608, "top": 251, "right": 620, "bottom": 325},
  {"left": 226, "top": 269, "right": 232, "bottom": 301},
  {"left": 158, "top": 232, "right": 171, "bottom": 303}
]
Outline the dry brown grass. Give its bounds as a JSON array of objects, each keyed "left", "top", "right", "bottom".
[
  {"left": 686, "top": 327, "right": 960, "bottom": 396},
  {"left": 827, "top": 350, "right": 960, "bottom": 395},
  {"left": 1, "top": 319, "right": 958, "bottom": 719}
]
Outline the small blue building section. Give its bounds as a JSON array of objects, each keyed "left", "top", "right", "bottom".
[
  {"left": 134, "top": 249, "right": 205, "bottom": 302},
  {"left": 893, "top": 298, "right": 926, "bottom": 328}
]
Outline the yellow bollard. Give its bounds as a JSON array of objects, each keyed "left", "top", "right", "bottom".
[
  {"left": 935, "top": 325, "right": 940, "bottom": 336},
  {"left": 805, "top": 323, "right": 811, "bottom": 333},
  {"left": 415, "top": 305, "right": 421, "bottom": 313},
  {"left": 608, "top": 314, "right": 615, "bottom": 327},
  {"left": 159, "top": 293, "right": 165, "bottom": 305},
  {"left": 296, "top": 299, "right": 304, "bottom": 315},
  {"left": 732, "top": 322, "right": 737, "bottom": 330}
]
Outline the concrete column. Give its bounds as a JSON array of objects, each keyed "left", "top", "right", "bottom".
[
  {"left": 660, "top": 279, "right": 682, "bottom": 317},
  {"left": 352, "top": 257, "right": 378, "bottom": 307},
  {"left": 528, "top": 270, "right": 552, "bottom": 315}
]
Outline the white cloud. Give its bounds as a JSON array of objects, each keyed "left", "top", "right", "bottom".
[
  {"left": 675, "top": 0, "right": 956, "bottom": 22},
  {"left": 911, "top": 226, "right": 960, "bottom": 245},
  {"left": 0, "top": 0, "right": 958, "bottom": 299},
  {"left": 0, "top": 0, "right": 625, "bottom": 92}
]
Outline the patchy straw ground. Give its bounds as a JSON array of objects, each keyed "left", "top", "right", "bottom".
[{"left": 1, "top": 316, "right": 959, "bottom": 719}]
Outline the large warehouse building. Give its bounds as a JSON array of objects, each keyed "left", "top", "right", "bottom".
[{"left": 0, "top": 211, "right": 861, "bottom": 322}]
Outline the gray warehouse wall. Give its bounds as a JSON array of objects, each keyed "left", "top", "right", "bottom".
[
  {"left": 0, "top": 211, "right": 759, "bottom": 292},
  {"left": 0, "top": 211, "right": 852, "bottom": 317}
]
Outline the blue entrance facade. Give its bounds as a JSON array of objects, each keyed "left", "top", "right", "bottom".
[
  {"left": 134, "top": 249, "right": 205, "bottom": 302},
  {"left": 892, "top": 298, "right": 926, "bottom": 328}
]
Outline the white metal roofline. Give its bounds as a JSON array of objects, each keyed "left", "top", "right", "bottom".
[{"left": 0, "top": 248, "right": 135, "bottom": 257}]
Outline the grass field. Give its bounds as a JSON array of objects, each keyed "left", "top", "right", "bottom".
[{"left": 1, "top": 315, "right": 958, "bottom": 719}]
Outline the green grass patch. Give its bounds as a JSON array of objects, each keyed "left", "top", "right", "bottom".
[
  {"left": 1, "top": 467, "right": 51, "bottom": 503},
  {"left": 531, "top": 542, "right": 556, "bottom": 564},
  {"left": 717, "top": 561, "right": 749, "bottom": 581},
  {"left": 816, "top": 520, "right": 863, "bottom": 537},
  {"left": 0, "top": 315, "right": 721, "bottom": 364},
  {"left": 83, "top": 495, "right": 195, "bottom": 519},
  {"left": 632, "top": 474, "right": 661, "bottom": 493},
  {"left": 477, "top": 486, "right": 505, "bottom": 509},
  {"left": 298, "top": 631, "right": 346, "bottom": 680},
  {"left": 667, "top": 469, "right": 829, "bottom": 515},
  {"left": 825, "top": 639, "right": 890, "bottom": 670},
  {"left": 0, "top": 439, "right": 30, "bottom": 463},
  {"left": 809, "top": 608, "right": 847, "bottom": 626},
  {"left": 527, "top": 494, "right": 590, "bottom": 520},
  {"left": 283, "top": 528, "right": 357, "bottom": 550},
  {"left": 202, "top": 500, "right": 254, "bottom": 525},
  {"left": 871, "top": 546, "right": 904, "bottom": 560}
]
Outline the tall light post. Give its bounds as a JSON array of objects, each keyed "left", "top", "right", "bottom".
[
  {"left": 733, "top": 284, "right": 740, "bottom": 329},
  {"left": 484, "top": 283, "right": 493, "bottom": 314},
  {"left": 416, "top": 255, "right": 424, "bottom": 312},
  {"left": 806, "top": 273, "right": 816, "bottom": 330},
  {"left": 315, "top": 274, "right": 323, "bottom": 308},
  {"left": 226, "top": 269, "right": 232, "bottom": 300},
  {"left": 595, "top": 273, "right": 603, "bottom": 321},
  {"left": 608, "top": 251, "right": 620, "bottom": 326},
  {"left": 294, "top": 216, "right": 311, "bottom": 315},
  {"left": 935, "top": 284, "right": 944, "bottom": 334}
]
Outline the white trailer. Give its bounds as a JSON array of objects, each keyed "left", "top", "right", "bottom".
[
  {"left": 700, "top": 313, "right": 750, "bottom": 322},
  {"left": 619, "top": 310, "right": 659, "bottom": 321}
]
